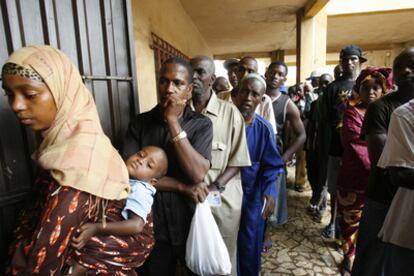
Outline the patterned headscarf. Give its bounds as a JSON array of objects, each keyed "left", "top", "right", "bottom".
[
  {"left": 2, "top": 62, "right": 43, "bottom": 82},
  {"left": 355, "top": 67, "right": 393, "bottom": 94},
  {"left": 2, "top": 45, "right": 129, "bottom": 200}
]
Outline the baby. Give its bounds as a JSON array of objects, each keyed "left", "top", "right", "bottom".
[{"left": 70, "top": 145, "right": 168, "bottom": 274}]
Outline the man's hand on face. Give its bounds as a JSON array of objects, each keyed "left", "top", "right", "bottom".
[
  {"left": 181, "top": 182, "right": 209, "bottom": 203},
  {"left": 163, "top": 93, "right": 187, "bottom": 123}
]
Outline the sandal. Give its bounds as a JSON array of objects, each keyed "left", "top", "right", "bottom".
[{"left": 263, "top": 239, "right": 273, "bottom": 253}]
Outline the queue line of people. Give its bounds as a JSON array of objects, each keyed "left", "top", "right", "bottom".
[
  {"left": 2, "top": 44, "right": 414, "bottom": 276},
  {"left": 214, "top": 45, "right": 414, "bottom": 276},
  {"left": 260, "top": 45, "right": 414, "bottom": 276},
  {"left": 2, "top": 46, "right": 284, "bottom": 276}
]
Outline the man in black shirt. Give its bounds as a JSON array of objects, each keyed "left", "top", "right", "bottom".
[
  {"left": 352, "top": 48, "right": 414, "bottom": 276},
  {"left": 305, "top": 73, "right": 333, "bottom": 222},
  {"left": 122, "top": 57, "right": 213, "bottom": 275},
  {"left": 322, "top": 45, "right": 366, "bottom": 238}
]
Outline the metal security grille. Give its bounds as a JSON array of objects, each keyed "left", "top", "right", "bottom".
[
  {"left": 151, "top": 32, "right": 189, "bottom": 71},
  {"left": 150, "top": 33, "right": 189, "bottom": 101},
  {"left": 0, "top": 0, "right": 138, "bottom": 266}
]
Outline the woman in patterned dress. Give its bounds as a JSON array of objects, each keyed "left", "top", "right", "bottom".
[
  {"left": 2, "top": 45, "right": 154, "bottom": 275},
  {"left": 336, "top": 67, "right": 392, "bottom": 274}
]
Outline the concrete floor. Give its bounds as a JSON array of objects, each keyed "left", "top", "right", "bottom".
[{"left": 261, "top": 168, "right": 343, "bottom": 276}]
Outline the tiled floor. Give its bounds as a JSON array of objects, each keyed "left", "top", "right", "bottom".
[{"left": 261, "top": 168, "right": 343, "bottom": 276}]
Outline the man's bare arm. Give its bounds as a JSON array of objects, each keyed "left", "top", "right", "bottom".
[
  {"left": 167, "top": 118, "right": 210, "bottom": 184},
  {"left": 283, "top": 101, "right": 306, "bottom": 162},
  {"left": 211, "top": 167, "right": 240, "bottom": 189},
  {"left": 155, "top": 176, "right": 209, "bottom": 203}
]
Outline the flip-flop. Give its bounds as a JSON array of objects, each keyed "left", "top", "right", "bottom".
[{"left": 263, "top": 239, "right": 273, "bottom": 253}]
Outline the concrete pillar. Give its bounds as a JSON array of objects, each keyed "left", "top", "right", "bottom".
[{"left": 296, "top": 6, "right": 328, "bottom": 83}]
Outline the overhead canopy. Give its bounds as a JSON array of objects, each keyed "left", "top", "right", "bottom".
[
  {"left": 327, "top": 10, "right": 414, "bottom": 51},
  {"left": 179, "top": 0, "right": 414, "bottom": 55},
  {"left": 179, "top": 0, "right": 307, "bottom": 54}
]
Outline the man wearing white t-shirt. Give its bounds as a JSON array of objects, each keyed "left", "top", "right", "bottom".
[{"left": 377, "top": 99, "right": 414, "bottom": 275}]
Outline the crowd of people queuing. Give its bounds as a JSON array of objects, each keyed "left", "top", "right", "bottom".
[{"left": 1, "top": 43, "right": 413, "bottom": 276}]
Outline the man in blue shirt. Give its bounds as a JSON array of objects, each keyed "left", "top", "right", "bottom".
[{"left": 233, "top": 73, "right": 283, "bottom": 276}]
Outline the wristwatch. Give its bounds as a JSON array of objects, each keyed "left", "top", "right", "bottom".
[
  {"left": 171, "top": 130, "right": 187, "bottom": 143},
  {"left": 213, "top": 181, "right": 225, "bottom": 193}
]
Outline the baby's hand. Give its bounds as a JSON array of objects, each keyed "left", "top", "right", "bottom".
[{"left": 71, "top": 223, "right": 98, "bottom": 250}]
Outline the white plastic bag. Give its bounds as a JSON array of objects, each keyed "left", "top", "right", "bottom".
[{"left": 185, "top": 200, "right": 232, "bottom": 275}]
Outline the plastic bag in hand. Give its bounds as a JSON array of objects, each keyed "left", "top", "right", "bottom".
[{"left": 185, "top": 200, "right": 231, "bottom": 275}]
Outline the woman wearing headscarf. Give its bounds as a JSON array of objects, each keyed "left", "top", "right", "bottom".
[
  {"left": 2, "top": 45, "right": 154, "bottom": 274},
  {"left": 336, "top": 67, "right": 392, "bottom": 274}
]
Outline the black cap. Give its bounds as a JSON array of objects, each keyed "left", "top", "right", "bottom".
[
  {"left": 223, "top": 58, "right": 239, "bottom": 70},
  {"left": 340, "top": 45, "right": 367, "bottom": 63}
]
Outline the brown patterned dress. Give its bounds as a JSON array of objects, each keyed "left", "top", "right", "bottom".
[{"left": 9, "top": 173, "right": 154, "bottom": 275}]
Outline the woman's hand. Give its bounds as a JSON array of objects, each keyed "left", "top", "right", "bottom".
[{"left": 71, "top": 223, "right": 98, "bottom": 250}]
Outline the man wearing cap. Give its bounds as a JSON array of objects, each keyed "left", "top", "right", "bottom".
[
  {"left": 304, "top": 68, "right": 332, "bottom": 117},
  {"left": 219, "top": 56, "right": 278, "bottom": 139},
  {"left": 321, "top": 45, "right": 366, "bottom": 238},
  {"left": 306, "top": 68, "right": 329, "bottom": 90},
  {"left": 302, "top": 73, "right": 327, "bottom": 201},
  {"left": 304, "top": 69, "right": 328, "bottom": 112},
  {"left": 190, "top": 56, "right": 251, "bottom": 276}
]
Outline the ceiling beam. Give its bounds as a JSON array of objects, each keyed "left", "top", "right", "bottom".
[
  {"left": 326, "top": 42, "right": 407, "bottom": 53},
  {"left": 213, "top": 42, "right": 411, "bottom": 60},
  {"left": 213, "top": 51, "right": 272, "bottom": 60},
  {"left": 283, "top": 42, "right": 407, "bottom": 57},
  {"left": 304, "top": 0, "right": 330, "bottom": 18},
  {"left": 328, "top": 8, "right": 414, "bottom": 18}
]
